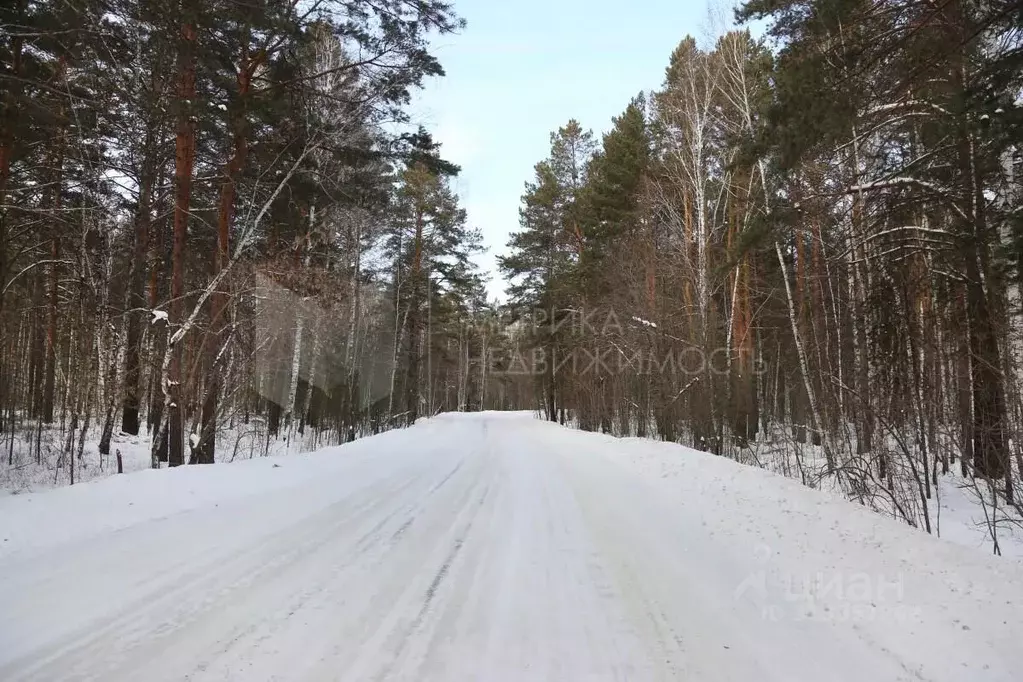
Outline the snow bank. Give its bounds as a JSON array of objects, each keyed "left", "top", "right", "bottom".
[{"left": 0, "top": 425, "right": 433, "bottom": 559}]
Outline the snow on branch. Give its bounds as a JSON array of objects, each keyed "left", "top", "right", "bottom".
[
  {"left": 631, "top": 316, "right": 658, "bottom": 329},
  {"left": 863, "top": 100, "right": 952, "bottom": 119},
  {"left": 863, "top": 225, "right": 952, "bottom": 241},
  {"left": 846, "top": 176, "right": 967, "bottom": 221},
  {"left": 848, "top": 176, "right": 947, "bottom": 194}
]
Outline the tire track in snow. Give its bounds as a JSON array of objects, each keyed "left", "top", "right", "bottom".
[
  {"left": 0, "top": 453, "right": 449, "bottom": 681},
  {"left": 6, "top": 414, "right": 1014, "bottom": 681},
  {"left": 364, "top": 480, "right": 492, "bottom": 681}
]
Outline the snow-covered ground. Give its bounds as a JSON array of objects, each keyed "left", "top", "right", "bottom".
[
  {"left": 2, "top": 412, "right": 1022, "bottom": 681},
  {"left": 0, "top": 419, "right": 333, "bottom": 493}
]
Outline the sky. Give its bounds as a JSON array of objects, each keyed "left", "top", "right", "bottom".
[{"left": 410, "top": 0, "right": 732, "bottom": 301}]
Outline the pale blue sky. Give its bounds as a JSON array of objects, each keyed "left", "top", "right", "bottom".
[{"left": 411, "top": 0, "right": 728, "bottom": 300}]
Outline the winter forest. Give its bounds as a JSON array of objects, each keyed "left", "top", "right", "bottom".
[{"left": 2, "top": 0, "right": 1022, "bottom": 545}]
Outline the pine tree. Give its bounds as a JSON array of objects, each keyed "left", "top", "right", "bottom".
[
  {"left": 386, "top": 133, "right": 481, "bottom": 425},
  {"left": 581, "top": 97, "right": 651, "bottom": 292},
  {"left": 500, "top": 120, "right": 595, "bottom": 422}
]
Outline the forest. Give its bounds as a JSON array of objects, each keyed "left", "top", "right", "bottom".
[
  {"left": 0, "top": 0, "right": 500, "bottom": 477},
  {"left": 1, "top": 0, "right": 1022, "bottom": 542},
  {"left": 499, "top": 0, "right": 1023, "bottom": 538}
]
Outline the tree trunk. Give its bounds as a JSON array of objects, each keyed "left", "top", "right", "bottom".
[
  {"left": 195, "top": 38, "right": 259, "bottom": 464},
  {"left": 0, "top": 0, "right": 24, "bottom": 331},
  {"left": 943, "top": 0, "right": 1008, "bottom": 482},
  {"left": 121, "top": 167, "right": 154, "bottom": 435},
  {"left": 42, "top": 234, "right": 60, "bottom": 423},
  {"left": 165, "top": 14, "right": 198, "bottom": 468},
  {"left": 405, "top": 203, "right": 426, "bottom": 425},
  {"left": 776, "top": 239, "right": 831, "bottom": 469},
  {"left": 42, "top": 99, "right": 67, "bottom": 424}
]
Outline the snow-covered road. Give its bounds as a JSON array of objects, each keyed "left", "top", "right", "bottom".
[{"left": 2, "top": 412, "right": 1022, "bottom": 681}]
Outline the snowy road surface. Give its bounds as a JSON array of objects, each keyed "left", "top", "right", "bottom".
[{"left": 2, "top": 412, "right": 1023, "bottom": 681}]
